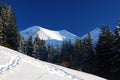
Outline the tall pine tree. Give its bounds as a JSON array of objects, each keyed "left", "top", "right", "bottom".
[
  {"left": 82, "top": 32, "right": 94, "bottom": 73},
  {"left": 0, "top": 16, "right": 3, "bottom": 45},
  {"left": 26, "top": 36, "right": 33, "bottom": 56},
  {"left": 33, "top": 34, "right": 47, "bottom": 61},
  {"left": 33, "top": 34, "right": 41, "bottom": 58},
  {"left": 96, "top": 25, "right": 114, "bottom": 78},
  {"left": 1, "top": 3, "right": 20, "bottom": 50},
  {"left": 109, "top": 21, "right": 120, "bottom": 80},
  {"left": 70, "top": 38, "right": 82, "bottom": 70}
]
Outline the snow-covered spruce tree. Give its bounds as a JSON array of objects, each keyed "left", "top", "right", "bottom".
[
  {"left": 1, "top": 3, "right": 20, "bottom": 50},
  {"left": 70, "top": 38, "right": 82, "bottom": 70},
  {"left": 82, "top": 32, "right": 94, "bottom": 73},
  {"left": 96, "top": 25, "right": 114, "bottom": 79},
  {"left": 26, "top": 36, "right": 33, "bottom": 56},
  {"left": 109, "top": 24, "right": 120, "bottom": 80}
]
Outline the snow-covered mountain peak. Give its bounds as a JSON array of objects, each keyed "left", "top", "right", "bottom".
[
  {"left": 37, "top": 27, "right": 65, "bottom": 41},
  {"left": 21, "top": 26, "right": 80, "bottom": 45}
]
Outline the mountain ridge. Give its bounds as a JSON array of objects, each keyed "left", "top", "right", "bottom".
[
  {"left": 20, "top": 26, "right": 80, "bottom": 45},
  {"left": 20, "top": 26, "right": 101, "bottom": 45}
]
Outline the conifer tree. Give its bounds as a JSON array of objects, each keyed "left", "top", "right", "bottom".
[
  {"left": 26, "top": 36, "right": 33, "bottom": 56},
  {"left": 33, "top": 34, "right": 47, "bottom": 61},
  {"left": 38, "top": 39, "right": 48, "bottom": 61},
  {"left": 47, "top": 44, "right": 55, "bottom": 62},
  {"left": 18, "top": 35, "right": 25, "bottom": 53},
  {"left": 82, "top": 32, "right": 94, "bottom": 73},
  {"left": 1, "top": 3, "right": 20, "bottom": 50},
  {"left": 109, "top": 22, "right": 120, "bottom": 80},
  {"left": 0, "top": 16, "right": 3, "bottom": 45},
  {"left": 33, "top": 34, "right": 41, "bottom": 58},
  {"left": 0, "top": 2, "right": 2, "bottom": 45},
  {"left": 96, "top": 25, "right": 114, "bottom": 78},
  {"left": 71, "top": 38, "right": 82, "bottom": 70},
  {"left": 60, "top": 40, "right": 74, "bottom": 67},
  {"left": 48, "top": 44, "right": 60, "bottom": 63}
]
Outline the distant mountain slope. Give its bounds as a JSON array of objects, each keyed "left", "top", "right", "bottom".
[
  {"left": 81, "top": 28, "right": 101, "bottom": 44},
  {"left": 0, "top": 46, "right": 106, "bottom": 80},
  {"left": 21, "top": 26, "right": 101, "bottom": 45},
  {"left": 20, "top": 26, "right": 79, "bottom": 45}
]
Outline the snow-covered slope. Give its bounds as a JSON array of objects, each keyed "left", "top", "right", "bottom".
[
  {"left": 0, "top": 46, "right": 106, "bottom": 80},
  {"left": 20, "top": 26, "right": 79, "bottom": 45},
  {"left": 81, "top": 28, "right": 101, "bottom": 44}
]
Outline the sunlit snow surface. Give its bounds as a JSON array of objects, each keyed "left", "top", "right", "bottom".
[
  {"left": 0, "top": 46, "right": 106, "bottom": 80},
  {"left": 20, "top": 26, "right": 79, "bottom": 45}
]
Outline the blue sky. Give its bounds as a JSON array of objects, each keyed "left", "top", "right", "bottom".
[{"left": 4, "top": 0, "right": 120, "bottom": 36}]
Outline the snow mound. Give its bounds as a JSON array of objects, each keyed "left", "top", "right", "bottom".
[{"left": 0, "top": 46, "right": 106, "bottom": 80}]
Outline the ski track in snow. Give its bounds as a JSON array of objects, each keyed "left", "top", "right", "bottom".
[{"left": 0, "top": 50, "right": 83, "bottom": 80}]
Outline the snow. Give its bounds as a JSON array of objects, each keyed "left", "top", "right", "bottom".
[
  {"left": 37, "top": 27, "right": 65, "bottom": 41},
  {"left": 20, "top": 26, "right": 79, "bottom": 45},
  {"left": 81, "top": 28, "right": 101, "bottom": 44},
  {"left": 21, "top": 26, "right": 101, "bottom": 46},
  {"left": 0, "top": 46, "right": 106, "bottom": 80},
  {"left": 116, "top": 26, "right": 120, "bottom": 28}
]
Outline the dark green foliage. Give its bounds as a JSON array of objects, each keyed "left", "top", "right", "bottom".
[
  {"left": 60, "top": 40, "right": 74, "bottom": 64},
  {"left": 33, "top": 34, "right": 48, "bottom": 61},
  {"left": 26, "top": 36, "right": 33, "bottom": 56},
  {"left": 109, "top": 25, "right": 120, "bottom": 80},
  {"left": 70, "top": 38, "right": 82, "bottom": 70},
  {"left": 38, "top": 39, "right": 48, "bottom": 61},
  {"left": 96, "top": 25, "right": 114, "bottom": 78},
  {"left": 82, "top": 32, "right": 94, "bottom": 73},
  {"left": 33, "top": 34, "right": 41, "bottom": 58},
  {"left": 0, "top": 16, "right": 3, "bottom": 45},
  {"left": 47, "top": 44, "right": 55, "bottom": 62},
  {"left": 0, "top": 3, "right": 21, "bottom": 51},
  {"left": 110, "top": 38, "right": 120, "bottom": 80},
  {"left": 18, "top": 36, "right": 25, "bottom": 53}
]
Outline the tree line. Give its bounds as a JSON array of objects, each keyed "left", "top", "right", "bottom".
[
  {"left": 19, "top": 24, "right": 120, "bottom": 80},
  {"left": 0, "top": 3, "right": 119, "bottom": 80}
]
